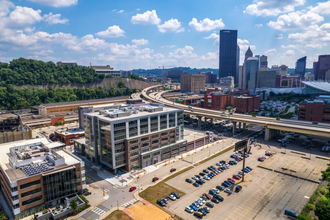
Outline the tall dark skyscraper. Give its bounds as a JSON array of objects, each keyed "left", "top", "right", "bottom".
[
  {"left": 295, "top": 56, "right": 306, "bottom": 78},
  {"left": 219, "top": 30, "right": 238, "bottom": 84}
]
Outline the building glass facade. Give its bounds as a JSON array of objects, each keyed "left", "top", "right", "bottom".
[
  {"left": 219, "top": 30, "right": 238, "bottom": 83},
  {"left": 295, "top": 56, "right": 306, "bottom": 78}
]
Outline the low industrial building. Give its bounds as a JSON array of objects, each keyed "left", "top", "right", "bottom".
[
  {"left": 299, "top": 97, "right": 330, "bottom": 123},
  {"left": 91, "top": 65, "right": 121, "bottom": 77},
  {"left": 181, "top": 72, "right": 206, "bottom": 93},
  {"left": 234, "top": 95, "right": 260, "bottom": 113},
  {"left": 0, "top": 138, "right": 85, "bottom": 219},
  {"left": 80, "top": 103, "right": 186, "bottom": 173},
  {"left": 55, "top": 128, "right": 85, "bottom": 146},
  {"left": 203, "top": 91, "right": 234, "bottom": 110}
]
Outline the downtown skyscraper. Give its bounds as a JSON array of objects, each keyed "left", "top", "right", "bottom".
[{"left": 219, "top": 30, "right": 239, "bottom": 84}]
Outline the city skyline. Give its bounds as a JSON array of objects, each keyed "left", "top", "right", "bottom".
[{"left": 0, "top": 0, "right": 329, "bottom": 69}]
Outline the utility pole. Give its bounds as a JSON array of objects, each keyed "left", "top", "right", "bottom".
[{"left": 117, "top": 200, "right": 119, "bottom": 210}]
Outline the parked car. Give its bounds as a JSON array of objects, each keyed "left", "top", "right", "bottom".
[
  {"left": 224, "top": 189, "right": 232, "bottom": 194},
  {"left": 235, "top": 185, "right": 242, "bottom": 192},
  {"left": 227, "top": 178, "right": 235, "bottom": 184},
  {"left": 129, "top": 187, "right": 137, "bottom": 192},
  {"left": 171, "top": 192, "right": 180, "bottom": 199},
  {"left": 216, "top": 185, "right": 224, "bottom": 191},
  {"left": 203, "top": 169, "right": 209, "bottom": 173},
  {"left": 213, "top": 194, "right": 224, "bottom": 201},
  {"left": 233, "top": 175, "right": 241, "bottom": 180},
  {"left": 258, "top": 157, "right": 265, "bottom": 162},
  {"left": 168, "top": 194, "right": 176, "bottom": 201},
  {"left": 206, "top": 202, "right": 214, "bottom": 208},
  {"left": 185, "top": 206, "right": 194, "bottom": 213},
  {"left": 189, "top": 204, "right": 197, "bottom": 211},
  {"left": 203, "top": 193, "right": 212, "bottom": 200},
  {"left": 152, "top": 177, "right": 159, "bottom": 182},
  {"left": 157, "top": 199, "right": 165, "bottom": 206},
  {"left": 211, "top": 198, "right": 220, "bottom": 203},
  {"left": 284, "top": 209, "right": 298, "bottom": 218},
  {"left": 186, "top": 179, "right": 193, "bottom": 183},
  {"left": 222, "top": 182, "right": 230, "bottom": 187},
  {"left": 193, "top": 182, "right": 199, "bottom": 187}
]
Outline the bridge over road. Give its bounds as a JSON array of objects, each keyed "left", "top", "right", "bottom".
[{"left": 141, "top": 85, "right": 330, "bottom": 140}]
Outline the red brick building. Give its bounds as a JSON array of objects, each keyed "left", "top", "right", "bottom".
[
  {"left": 234, "top": 96, "right": 260, "bottom": 113},
  {"left": 204, "top": 91, "right": 234, "bottom": 110},
  {"left": 298, "top": 100, "right": 330, "bottom": 123},
  {"left": 55, "top": 128, "right": 85, "bottom": 146}
]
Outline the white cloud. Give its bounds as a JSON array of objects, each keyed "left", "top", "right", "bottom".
[
  {"left": 265, "top": 48, "right": 276, "bottom": 55},
  {"left": 239, "top": 44, "right": 256, "bottom": 51},
  {"left": 268, "top": 11, "right": 324, "bottom": 31},
  {"left": 43, "top": 12, "right": 68, "bottom": 24},
  {"left": 305, "top": 43, "right": 325, "bottom": 49},
  {"left": 204, "top": 33, "right": 219, "bottom": 40},
  {"left": 112, "top": 9, "right": 117, "bottom": 12},
  {"left": 9, "top": 6, "right": 43, "bottom": 27},
  {"left": 309, "top": 1, "right": 330, "bottom": 15},
  {"left": 131, "top": 39, "right": 149, "bottom": 45},
  {"left": 160, "top": 45, "right": 176, "bottom": 48},
  {"left": 275, "top": 34, "right": 283, "bottom": 39},
  {"left": 320, "top": 23, "right": 330, "bottom": 30},
  {"left": 201, "top": 52, "right": 217, "bottom": 61},
  {"left": 158, "top": 19, "right": 184, "bottom": 33},
  {"left": 0, "top": 0, "right": 14, "bottom": 17},
  {"left": 33, "top": 49, "right": 53, "bottom": 56},
  {"left": 95, "top": 25, "right": 125, "bottom": 38},
  {"left": 281, "top": 44, "right": 298, "bottom": 49},
  {"left": 204, "top": 33, "right": 219, "bottom": 43},
  {"left": 28, "top": 0, "right": 78, "bottom": 7},
  {"left": 117, "top": 10, "right": 124, "bottom": 13},
  {"left": 284, "top": 50, "right": 295, "bottom": 56},
  {"left": 131, "top": 10, "right": 160, "bottom": 25},
  {"left": 238, "top": 39, "right": 250, "bottom": 44},
  {"left": 169, "top": 46, "right": 198, "bottom": 59},
  {"left": 255, "top": 24, "right": 263, "bottom": 28},
  {"left": 136, "top": 8, "right": 140, "bottom": 11},
  {"left": 244, "top": 0, "right": 305, "bottom": 16},
  {"left": 189, "top": 18, "right": 225, "bottom": 32},
  {"left": 66, "top": 34, "right": 109, "bottom": 52},
  {"left": 288, "top": 26, "right": 330, "bottom": 43}
]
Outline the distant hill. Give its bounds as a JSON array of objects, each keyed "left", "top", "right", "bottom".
[{"left": 132, "top": 67, "right": 219, "bottom": 76}]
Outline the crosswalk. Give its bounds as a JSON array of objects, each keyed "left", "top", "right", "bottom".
[
  {"left": 123, "top": 198, "right": 137, "bottom": 207},
  {"left": 91, "top": 207, "right": 106, "bottom": 215}
]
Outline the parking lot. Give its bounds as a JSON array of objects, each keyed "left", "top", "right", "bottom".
[{"left": 162, "top": 140, "right": 325, "bottom": 220}]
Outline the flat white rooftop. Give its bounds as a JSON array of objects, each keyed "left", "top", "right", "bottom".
[{"left": 0, "top": 138, "right": 81, "bottom": 182}]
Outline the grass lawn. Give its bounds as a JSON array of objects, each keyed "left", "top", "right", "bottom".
[
  {"left": 194, "top": 145, "right": 234, "bottom": 166},
  {"left": 103, "top": 210, "right": 133, "bottom": 220}
]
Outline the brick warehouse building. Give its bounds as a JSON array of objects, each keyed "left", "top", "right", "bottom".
[
  {"left": 181, "top": 72, "right": 206, "bottom": 93},
  {"left": 55, "top": 128, "right": 85, "bottom": 146},
  {"left": 298, "top": 99, "right": 330, "bottom": 123},
  {"left": 234, "top": 95, "right": 260, "bottom": 113},
  {"left": 204, "top": 91, "right": 234, "bottom": 110}
]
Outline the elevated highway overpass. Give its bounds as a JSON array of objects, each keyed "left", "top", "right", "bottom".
[{"left": 141, "top": 85, "right": 330, "bottom": 140}]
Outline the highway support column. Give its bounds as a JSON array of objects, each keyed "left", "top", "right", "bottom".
[
  {"left": 232, "top": 122, "right": 237, "bottom": 135},
  {"left": 211, "top": 118, "right": 214, "bottom": 125},
  {"left": 238, "top": 122, "right": 241, "bottom": 130},
  {"left": 198, "top": 116, "right": 202, "bottom": 130},
  {"left": 264, "top": 128, "right": 278, "bottom": 141},
  {"left": 243, "top": 123, "right": 246, "bottom": 130}
]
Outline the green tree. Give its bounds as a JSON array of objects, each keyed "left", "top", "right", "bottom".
[
  {"left": 0, "top": 212, "right": 8, "bottom": 220},
  {"left": 263, "top": 106, "right": 268, "bottom": 111},
  {"left": 70, "top": 200, "right": 78, "bottom": 212},
  {"left": 250, "top": 111, "right": 257, "bottom": 116},
  {"left": 117, "top": 81, "right": 126, "bottom": 88},
  {"left": 315, "top": 199, "right": 330, "bottom": 220}
]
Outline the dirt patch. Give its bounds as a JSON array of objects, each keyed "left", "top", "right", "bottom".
[
  {"left": 104, "top": 210, "right": 133, "bottom": 220},
  {"left": 128, "top": 203, "right": 171, "bottom": 220}
]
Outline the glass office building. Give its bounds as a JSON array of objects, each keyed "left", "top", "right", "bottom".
[
  {"left": 82, "top": 103, "right": 187, "bottom": 173},
  {"left": 219, "top": 30, "right": 239, "bottom": 84},
  {"left": 295, "top": 56, "right": 307, "bottom": 78}
]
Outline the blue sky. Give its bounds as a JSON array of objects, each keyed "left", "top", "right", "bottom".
[{"left": 0, "top": 0, "right": 329, "bottom": 69}]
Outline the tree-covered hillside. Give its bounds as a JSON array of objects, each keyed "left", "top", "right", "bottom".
[{"left": 0, "top": 58, "right": 105, "bottom": 85}]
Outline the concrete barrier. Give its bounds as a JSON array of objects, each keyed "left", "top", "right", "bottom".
[
  {"left": 291, "top": 151, "right": 306, "bottom": 156},
  {"left": 301, "top": 156, "right": 311, "bottom": 160},
  {"left": 273, "top": 170, "right": 298, "bottom": 179},
  {"left": 257, "top": 166, "right": 273, "bottom": 171},
  {"left": 315, "top": 156, "right": 330, "bottom": 161},
  {"left": 298, "top": 177, "right": 320, "bottom": 184}
]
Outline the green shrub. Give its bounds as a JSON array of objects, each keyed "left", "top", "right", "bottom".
[{"left": 307, "top": 204, "right": 314, "bottom": 211}]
